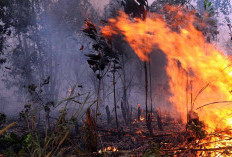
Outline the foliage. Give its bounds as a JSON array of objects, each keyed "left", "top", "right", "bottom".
[
  {"left": 83, "top": 19, "right": 121, "bottom": 135},
  {"left": 0, "top": 132, "right": 32, "bottom": 156},
  {"left": 0, "top": 86, "right": 94, "bottom": 156},
  {"left": 83, "top": 20, "right": 120, "bottom": 80},
  {"left": 0, "top": 0, "right": 35, "bottom": 53},
  {"left": 204, "top": 0, "right": 214, "bottom": 15},
  {"left": 196, "top": 0, "right": 232, "bottom": 15},
  {"left": 0, "top": 116, "right": 70, "bottom": 157},
  {"left": 195, "top": 4, "right": 218, "bottom": 43}
]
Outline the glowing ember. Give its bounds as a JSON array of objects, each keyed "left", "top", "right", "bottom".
[
  {"left": 98, "top": 146, "right": 118, "bottom": 154},
  {"left": 140, "top": 116, "right": 145, "bottom": 121},
  {"left": 136, "top": 130, "right": 146, "bottom": 138}
]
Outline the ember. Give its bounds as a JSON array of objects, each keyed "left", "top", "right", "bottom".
[{"left": 98, "top": 146, "right": 119, "bottom": 154}]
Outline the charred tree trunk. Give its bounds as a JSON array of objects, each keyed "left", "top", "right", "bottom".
[
  {"left": 86, "top": 108, "right": 97, "bottom": 153},
  {"left": 121, "top": 53, "right": 130, "bottom": 124},
  {"left": 102, "top": 78, "right": 106, "bottom": 108},
  {"left": 148, "top": 55, "right": 153, "bottom": 116},
  {"left": 121, "top": 101, "right": 127, "bottom": 123},
  {"left": 144, "top": 61, "right": 148, "bottom": 121},
  {"left": 138, "top": 104, "right": 141, "bottom": 121},
  {"left": 129, "top": 105, "right": 133, "bottom": 122},
  {"left": 156, "top": 110, "right": 163, "bottom": 131},
  {"left": 105, "top": 105, "right": 111, "bottom": 124},
  {"left": 113, "top": 64, "right": 119, "bottom": 131},
  {"left": 95, "top": 74, "right": 101, "bottom": 142},
  {"left": 147, "top": 114, "right": 153, "bottom": 136}
]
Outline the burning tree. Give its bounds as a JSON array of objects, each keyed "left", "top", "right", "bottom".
[{"left": 100, "top": 0, "right": 232, "bottom": 155}]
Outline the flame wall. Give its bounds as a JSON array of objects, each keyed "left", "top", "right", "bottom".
[{"left": 101, "top": 7, "right": 232, "bottom": 132}]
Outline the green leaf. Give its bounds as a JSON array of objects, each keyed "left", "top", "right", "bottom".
[{"left": 208, "top": 2, "right": 212, "bottom": 7}]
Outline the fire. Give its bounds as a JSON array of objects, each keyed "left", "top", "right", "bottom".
[
  {"left": 101, "top": 7, "right": 232, "bottom": 134},
  {"left": 98, "top": 146, "right": 118, "bottom": 154},
  {"left": 140, "top": 116, "right": 145, "bottom": 121},
  {"left": 136, "top": 130, "right": 146, "bottom": 138}
]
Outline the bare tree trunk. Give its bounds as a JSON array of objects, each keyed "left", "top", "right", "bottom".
[
  {"left": 95, "top": 76, "right": 101, "bottom": 131},
  {"left": 113, "top": 64, "right": 119, "bottom": 132},
  {"left": 106, "top": 105, "right": 111, "bottom": 124},
  {"left": 144, "top": 61, "right": 148, "bottom": 121},
  {"left": 148, "top": 55, "right": 153, "bottom": 116},
  {"left": 92, "top": 75, "right": 101, "bottom": 148},
  {"left": 138, "top": 104, "right": 141, "bottom": 121},
  {"left": 95, "top": 73, "right": 101, "bottom": 145},
  {"left": 102, "top": 78, "right": 106, "bottom": 108},
  {"left": 121, "top": 53, "right": 129, "bottom": 123},
  {"left": 147, "top": 113, "right": 153, "bottom": 135}
]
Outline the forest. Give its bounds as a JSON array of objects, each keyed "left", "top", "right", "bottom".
[{"left": 0, "top": 0, "right": 232, "bottom": 156}]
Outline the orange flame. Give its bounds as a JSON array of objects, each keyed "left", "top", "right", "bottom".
[
  {"left": 140, "top": 116, "right": 145, "bottom": 121},
  {"left": 101, "top": 8, "right": 232, "bottom": 133},
  {"left": 98, "top": 146, "right": 118, "bottom": 154}
]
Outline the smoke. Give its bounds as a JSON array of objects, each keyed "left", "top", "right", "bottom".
[{"left": 0, "top": 0, "right": 173, "bottom": 121}]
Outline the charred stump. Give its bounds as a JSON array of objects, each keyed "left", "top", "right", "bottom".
[
  {"left": 146, "top": 113, "right": 153, "bottom": 136},
  {"left": 85, "top": 108, "right": 97, "bottom": 153},
  {"left": 156, "top": 110, "right": 163, "bottom": 131},
  {"left": 105, "top": 105, "right": 112, "bottom": 124},
  {"left": 121, "top": 101, "right": 127, "bottom": 123}
]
